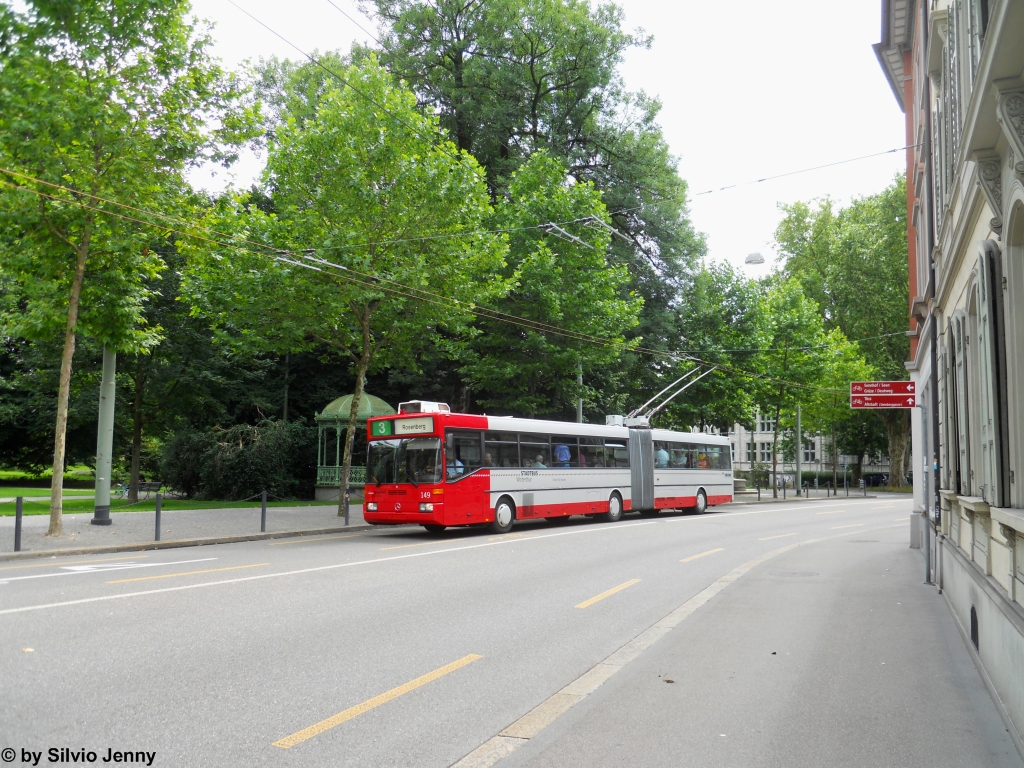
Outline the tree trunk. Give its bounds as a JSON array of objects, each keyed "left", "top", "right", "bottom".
[
  {"left": 282, "top": 351, "right": 290, "bottom": 423},
  {"left": 128, "top": 360, "right": 145, "bottom": 504},
  {"left": 338, "top": 307, "right": 373, "bottom": 517},
  {"left": 852, "top": 453, "right": 864, "bottom": 485},
  {"left": 878, "top": 410, "right": 911, "bottom": 489},
  {"left": 47, "top": 234, "right": 91, "bottom": 536}
]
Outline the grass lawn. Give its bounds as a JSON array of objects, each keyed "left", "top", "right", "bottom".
[{"left": 0, "top": 497, "right": 341, "bottom": 516}]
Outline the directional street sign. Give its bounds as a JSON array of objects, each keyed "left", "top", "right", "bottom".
[
  {"left": 850, "top": 394, "right": 917, "bottom": 409},
  {"left": 850, "top": 381, "right": 915, "bottom": 396}
]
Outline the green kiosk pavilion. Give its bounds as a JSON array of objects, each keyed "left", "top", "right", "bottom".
[{"left": 315, "top": 393, "right": 396, "bottom": 500}]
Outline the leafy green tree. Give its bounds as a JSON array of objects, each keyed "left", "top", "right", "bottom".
[
  {"left": 0, "top": 0, "right": 253, "bottom": 533},
  {"left": 183, "top": 59, "right": 506, "bottom": 512},
  {"left": 655, "top": 262, "right": 764, "bottom": 431},
  {"left": 776, "top": 175, "right": 911, "bottom": 487},
  {"left": 751, "top": 278, "right": 833, "bottom": 496},
  {"left": 458, "top": 152, "right": 641, "bottom": 416},
  {"left": 364, "top": 0, "right": 706, "bottom": 382}
]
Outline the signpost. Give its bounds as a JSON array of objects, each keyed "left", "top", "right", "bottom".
[{"left": 850, "top": 381, "right": 916, "bottom": 409}]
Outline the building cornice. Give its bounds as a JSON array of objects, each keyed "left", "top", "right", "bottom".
[{"left": 874, "top": 0, "right": 915, "bottom": 111}]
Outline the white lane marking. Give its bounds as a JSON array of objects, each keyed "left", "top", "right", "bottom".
[
  {"left": 0, "top": 497, "right": 903, "bottom": 614},
  {"left": 0, "top": 558, "right": 216, "bottom": 585}
]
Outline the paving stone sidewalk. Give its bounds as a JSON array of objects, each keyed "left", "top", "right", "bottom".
[{"left": 0, "top": 503, "right": 374, "bottom": 557}]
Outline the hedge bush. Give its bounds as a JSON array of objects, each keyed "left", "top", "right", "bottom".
[{"left": 162, "top": 420, "right": 316, "bottom": 500}]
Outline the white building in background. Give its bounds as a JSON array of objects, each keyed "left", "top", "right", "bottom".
[
  {"left": 726, "top": 413, "right": 890, "bottom": 486},
  {"left": 877, "top": 0, "right": 1024, "bottom": 755}
]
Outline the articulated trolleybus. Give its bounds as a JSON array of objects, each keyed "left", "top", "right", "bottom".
[{"left": 363, "top": 401, "right": 733, "bottom": 533}]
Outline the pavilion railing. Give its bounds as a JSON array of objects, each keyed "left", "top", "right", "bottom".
[{"left": 316, "top": 466, "right": 366, "bottom": 486}]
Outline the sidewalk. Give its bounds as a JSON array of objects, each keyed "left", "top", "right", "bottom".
[
  {"left": 0, "top": 502, "right": 382, "bottom": 560},
  {"left": 504, "top": 522, "right": 1023, "bottom": 768}
]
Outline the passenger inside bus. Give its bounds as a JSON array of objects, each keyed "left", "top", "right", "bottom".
[
  {"left": 554, "top": 443, "right": 571, "bottom": 467},
  {"left": 532, "top": 454, "right": 547, "bottom": 468},
  {"left": 446, "top": 447, "right": 464, "bottom": 478},
  {"left": 655, "top": 444, "right": 669, "bottom": 467}
]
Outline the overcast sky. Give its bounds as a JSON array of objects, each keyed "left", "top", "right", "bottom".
[{"left": 188, "top": 0, "right": 907, "bottom": 275}]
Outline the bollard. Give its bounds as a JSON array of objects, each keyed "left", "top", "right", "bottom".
[
  {"left": 845, "top": 477, "right": 849, "bottom": 496},
  {"left": 756, "top": 478, "right": 761, "bottom": 501},
  {"left": 14, "top": 496, "right": 23, "bottom": 552},
  {"left": 783, "top": 479, "right": 786, "bottom": 499},
  {"left": 155, "top": 493, "right": 162, "bottom": 542},
  {"left": 344, "top": 488, "right": 350, "bottom": 526},
  {"left": 261, "top": 489, "right": 267, "bottom": 533}
]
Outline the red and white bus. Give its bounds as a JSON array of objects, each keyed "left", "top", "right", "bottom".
[{"left": 363, "top": 401, "right": 734, "bottom": 533}]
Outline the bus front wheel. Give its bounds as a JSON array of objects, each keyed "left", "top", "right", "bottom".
[
  {"left": 491, "top": 498, "right": 515, "bottom": 534},
  {"left": 423, "top": 524, "right": 446, "bottom": 534},
  {"left": 600, "top": 493, "right": 623, "bottom": 523}
]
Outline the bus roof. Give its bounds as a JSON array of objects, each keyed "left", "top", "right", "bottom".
[{"left": 368, "top": 410, "right": 729, "bottom": 444}]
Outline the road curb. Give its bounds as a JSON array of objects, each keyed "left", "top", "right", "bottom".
[
  {"left": 724, "top": 494, "right": 878, "bottom": 506},
  {"left": 0, "top": 523, "right": 408, "bottom": 562}
]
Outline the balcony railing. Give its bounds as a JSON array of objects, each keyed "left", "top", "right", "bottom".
[{"left": 317, "top": 465, "right": 366, "bottom": 486}]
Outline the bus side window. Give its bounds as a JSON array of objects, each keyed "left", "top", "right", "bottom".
[
  {"left": 579, "top": 437, "right": 604, "bottom": 468},
  {"left": 485, "top": 432, "right": 519, "bottom": 468},
  {"left": 704, "top": 445, "right": 722, "bottom": 470},
  {"left": 669, "top": 444, "right": 688, "bottom": 468},
  {"left": 520, "top": 434, "right": 551, "bottom": 468},
  {"left": 686, "top": 446, "right": 700, "bottom": 468},
  {"left": 552, "top": 439, "right": 578, "bottom": 467},
  {"left": 605, "top": 441, "right": 629, "bottom": 468},
  {"left": 448, "top": 430, "right": 483, "bottom": 478}
]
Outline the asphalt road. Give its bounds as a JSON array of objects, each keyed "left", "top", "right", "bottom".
[{"left": 1, "top": 495, "right": 1019, "bottom": 767}]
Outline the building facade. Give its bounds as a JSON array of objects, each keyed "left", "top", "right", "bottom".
[
  {"left": 876, "top": 0, "right": 1024, "bottom": 755},
  {"left": 727, "top": 416, "right": 890, "bottom": 486}
]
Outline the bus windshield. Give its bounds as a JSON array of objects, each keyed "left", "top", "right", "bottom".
[{"left": 367, "top": 437, "right": 442, "bottom": 485}]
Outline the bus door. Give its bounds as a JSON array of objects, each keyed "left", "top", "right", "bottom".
[{"left": 629, "top": 428, "right": 654, "bottom": 511}]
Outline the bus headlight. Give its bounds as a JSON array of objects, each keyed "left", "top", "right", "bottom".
[
  {"left": 366, "top": 503, "right": 377, "bottom": 511},
  {"left": 419, "top": 503, "right": 434, "bottom": 512}
]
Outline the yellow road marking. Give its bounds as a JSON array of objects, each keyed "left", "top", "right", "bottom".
[
  {"left": 681, "top": 548, "right": 724, "bottom": 563},
  {"left": 272, "top": 654, "right": 482, "bottom": 749},
  {"left": 831, "top": 524, "right": 864, "bottom": 530},
  {"left": 268, "top": 534, "right": 361, "bottom": 546},
  {"left": 0, "top": 555, "right": 147, "bottom": 572},
  {"left": 106, "top": 563, "right": 269, "bottom": 584},
  {"left": 576, "top": 579, "right": 641, "bottom": 609},
  {"left": 759, "top": 533, "right": 797, "bottom": 541},
  {"left": 816, "top": 510, "right": 843, "bottom": 515},
  {"left": 871, "top": 504, "right": 895, "bottom": 509},
  {"left": 894, "top": 518, "right": 910, "bottom": 522}
]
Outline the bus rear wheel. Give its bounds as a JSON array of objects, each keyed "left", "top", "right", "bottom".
[
  {"left": 422, "top": 524, "right": 446, "bottom": 534},
  {"left": 600, "top": 493, "right": 623, "bottom": 523},
  {"left": 490, "top": 498, "right": 515, "bottom": 534},
  {"left": 692, "top": 489, "right": 708, "bottom": 514}
]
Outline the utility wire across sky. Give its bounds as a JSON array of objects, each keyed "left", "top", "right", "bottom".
[{"left": 0, "top": 169, "right": 860, "bottom": 398}]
